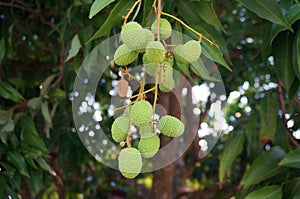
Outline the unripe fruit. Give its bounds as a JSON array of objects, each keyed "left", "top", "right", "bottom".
[
  {"left": 129, "top": 100, "right": 153, "bottom": 126},
  {"left": 173, "top": 45, "right": 189, "bottom": 64},
  {"left": 145, "top": 41, "right": 166, "bottom": 64},
  {"left": 111, "top": 116, "right": 130, "bottom": 142},
  {"left": 114, "top": 44, "right": 138, "bottom": 66},
  {"left": 137, "top": 29, "right": 155, "bottom": 53},
  {"left": 151, "top": 18, "right": 172, "bottom": 40},
  {"left": 173, "top": 40, "right": 201, "bottom": 64},
  {"left": 138, "top": 133, "right": 160, "bottom": 158},
  {"left": 183, "top": 40, "right": 201, "bottom": 63},
  {"left": 158, "top": 115, "right": 185, "bottom": 137},
  {"left": 143, "top": 55, "right": 159, "bottom": 77},
  {"left": 118, "top": 147, "right": 142, "bottom": 179},
  {"left": 140, "top": 125, "right": 156, "bottom": 137}
]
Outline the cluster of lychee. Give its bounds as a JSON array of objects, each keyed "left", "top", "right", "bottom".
[
  {"left": 111, "top": 100, "right": 184, "bottom": 179},
  {"left": 114, "top": 19, "right": 202, "bottom": 92},
  {"left": 111, "top": 19, "right": 202, "bottom": 179}
]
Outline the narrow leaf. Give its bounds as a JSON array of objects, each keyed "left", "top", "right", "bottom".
[
  {"left": 283, "top": 178, "right": 300, "bottom": 199},
  {"left": 41, "top": 101, "right": 52, "bottom": 126},
  {"left": 36, "top": 157, "right": 52, "bottom": 173},
  {"left": 259, "top": 94, "right": 277, "bottom": 142},
  {"left": 237, "top": 0, "right": 292, "bottom": 31},
  {"left": 0, "top": 80, "right": 24, "bottom": 102},
  {"left": 89, "top": 0, "right": 115, "bottom": 19},
  {"left": 240, "top": 146, "right": 286, "bottom": 188},
  {"left": 0, "top": 37, "right": 5, "bottom": 63},
  {"left": 273, "top": 31, "right": 295, "bottom": 90},
  {"left": 87, "top": 0, "right": 134, "bottom": 43},
  {"left": 190, "top": 59, "right": 220, "bottom": 82},
  {"left": 245, "top": 185, "right": 282, "bottom": 199},
  {"left": 7, "top": 152, "right": 29, "bottom": 178},
  {"left": 279, "top": 148, "right": 300, "bottom": 169},
  {"left": 23, "top": 130, "right": 48, "bottom": 153},
  {"left": 293, "top": 27, "right": 300, "bottom": 80},
  {"left": 219, "top": 134, "right": 245, "bottom": 183},
  {"left": 190, "top": 1, "right": 225, "bottom": 32},
  {"left": 65, "top": 34, "right": 81, "bottom": 62},
  {"left": 40, "top": 75, "right": 56, "bottom": 96}
]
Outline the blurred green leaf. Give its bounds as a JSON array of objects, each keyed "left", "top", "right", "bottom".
[
  {"left": 23, "top": 130, "right": 48, "bottom": 153},
  {"left": 237, "top": 0, "right": 292, "bottom": 31},
  {"left": 0, "top": 177, "right": 5, "bottom": 198},
  {"left": 272, "top": 120, "right": 290, "bottom": 152},
  {"left": 1, "top": 119, "right": 15, "bottom": 133},
  {"left": 49, "top": 88, "right": 65, "bottom": 99},
  {"left": 0, "top": 80, "right": 24, "bottom": 102},
  {"left": 36, "top": 158, "right": 53, "bottom": 173},
  {"left": 190, "top": 58, "right": 221, "bottom": 82},
  {"left": 293, "top": 27, "right": 300, "bottom": 80},
  {"left": 245, "top": 185, "right": 282, "bottom": 199},
  {"left": 41, "top": 101, "right": 52, "bottom": 126},
  {"left": 279, "top": 148, "right": 300, "bottom": 169},
  {"left": 27, "top": 97, "right": 41, "bottom": 110},
  {"left": 40, "top": 75, "right": 56, "bottom": 96},
  {"left": 240, "top": 146, "right": 286, "bottom": 188},
  {"left": 87, "top": 0, "right": 134, "bottom": 43},
  {"left": 190, "top": 0, "right": 225, "bottom": 32},
  {"left": 65, "top": 34, "right": 82, "bottom": 62},
  {"left": 219, "top": 134, "right": 245, "bottom": 183},
  {"left": 0, "top": 37, "right": 5, "bottom": 63},
  {"left": 259, "top": 94, "right": 277, "bottom": 142},
  {"left": 283, "top": 178, "right": 300, "bottom": 199},
  {"left": 273, "top": 31, "right": 295, "bottom": 90},
  {"left": 7, "top": 152, "right": 30, "bottom": 178},
  {"left": 89, "top": 0, "right": 115, "bottom": 19},
  {"left": 20, "top": 116, "right": 38, "bottom": 135}
]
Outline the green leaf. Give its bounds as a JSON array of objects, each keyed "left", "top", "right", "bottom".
[
  {"left": 20, "top": 116, "right": 38, "bottom": 134},
  {"left": 65, "top": 34, "right": 81, "bottom": 62},
  {"left": 87, "top": 0, "right": 134, "bottom": 43},
  {"left": 0, "top": 177, "right": 5, "bottom": 198},
  {"left": 1, "top": 119, "right": 15, "bottom": 133},
  {"left": 27, "top": 97, "right": 41, "bottom": 110},
  {"left": 190, "top": 0, "right": 225, "bottom": 32},
  {"left": 237, "top": 0, "right": 292, "bottom": 31},
  {"left": 41, "top": 101, "right": 52, "bottom": 126},
  {"left": 245, "top": 185, "right": 282, "bottom": 199},
  {"left": 40, "top": 75, "right": 56, "bottom": 96},
  {"left": 190, "top": 58, "right": 221, "bottom": 82},
  {"left": 36, "top": 158, "right": 53, "bottom": 173},
  {"left": 279, "top": 148, "right": 300, "bottom": 169},
  {"left": 259, "top": 94, "right": 278, "bottom": 142},
  {"left": 293, "top": 27, "right": 300, "bottom": 80},
  {"left": 219, "top": 134, "right": 245, "bottom": 183},
  {"left": 89, "top": 0, "right": 115, "bottom": 19},
  {"left": 0, "top": 80, "right": 24, "bottom": 102},
  {"left": 23, "top": 130, "right": 48, "bottom": 153},
  {"left": 273, "top": 31, "right": 295, "bottom": 90},
  {"left": 7, "top": 152, "right": 30, "bottom": 178},
  {"left": 0, "top": 37, "right": 5, "bottom": 63},
  {"left": 240, "top": 146, "right": 286, "bottom": 188},
  {"left": 283, "top": 178, "right": 300, "bottom": 199},
  {"left": 272, "top": 120, "right": 290, "bottom": 152}
]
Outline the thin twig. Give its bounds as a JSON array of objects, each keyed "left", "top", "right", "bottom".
[{"left": 122, "top": 0, "right": 142, "bottom": 26}]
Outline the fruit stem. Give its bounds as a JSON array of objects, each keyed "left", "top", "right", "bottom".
[
  {"left": 152, "top": 64, "right": 161, "bottom": 118},
  {"left": 155, "top": 0, "right": 162, "bottom": 41},
  {"left": 114, "top": 101, "right": 135, "bottom": 112},
  {"left": 130, "top": 86, "right": 156, "bottom": 99},
  {"left": 122, "top": 0, "right": 142, "bottom": 27},
  {"left": 125, "top": 119, "right": 133, "bottom": 147},
  {"left": 161, "top": 11, "right": 219, "bottom": 48}
]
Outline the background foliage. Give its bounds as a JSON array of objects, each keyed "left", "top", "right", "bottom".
[{"left": 0, "top": 0, "right": 299, "bottom": 198}]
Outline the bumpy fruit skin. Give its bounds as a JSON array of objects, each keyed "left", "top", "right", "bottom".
[
  {"left": 173, "top": 45, "right": 189, "bottom": 64},
  {"left": 129, "top": 100, "right": 153, "bottom": 126},
  {"left": 151, "top": 18, "right": 172, "bottom": 40},
  {"left": 159, "top": 62, "right": 174, "bottom": 92},
  {"left": 118, "top": 147, "right": 142, "bottom": 179},
  {"left": 145, "top": 41, "right": 166, "bottom": 64},
  {"left": 143, "top": 55, "right": 159, "bottom": 77},
  {"left": 114, "top": 44, "right": 138, "bottom": 66},
  {"left": 140, "top": 125, "right": 156, "bottom": 137},
  {"left": 158, "top": 115, "right": 185, "bottom": 137},
  {"left": 173, "top": 40, "right": 201, "bottom": 64},
  {"left": 183, "top": 40, "right": 201, "bottom": 63},
  {"left": 138, "top": 133, "right": 160, "bottom": 158},
  {"left": 137, "top": 29, "right": 155, "bottom": 53},
  {"left": 111, "top": 116, "right": 130, "bottom": 142}
]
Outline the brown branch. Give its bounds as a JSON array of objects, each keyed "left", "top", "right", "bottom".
[{"left": 277, "top": 77, "right": 300, "bottom": 148}]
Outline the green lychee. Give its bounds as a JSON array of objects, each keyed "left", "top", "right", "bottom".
[
  {"left": 114, "top": 44, "right": 138, "bottom": 66},
  {"left": 118, "top": 147, "right": 142, "bottom": 179},
  {"left": 158, "top": 115, "right": 185, "bottom": 137},
  {"left": 111, "top": 116, "right": 130, "bottom": 142},
  {"left": 128, "top": 100, "right": 153, "bottom": 126},
  {"left": 145, "top": 41, "right": 166, "bottom": 64},
  {"left": 151, "top": 18, "right": 172, "bottom": 40},
  {"left": 138, "top": 133, "right": 160, "bottom": 158}
]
